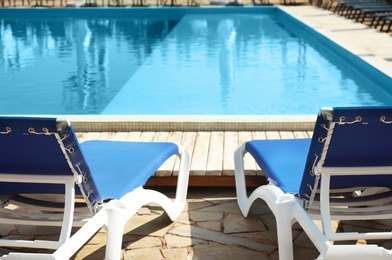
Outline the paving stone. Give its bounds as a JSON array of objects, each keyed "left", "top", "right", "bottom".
[
  {"left": 137, "top": 206, "right": 153, "bottom": 215},
  {"left": 161, "top": 248, "right": 189, "bottom": 259},
  {"left": 73, "top": 244, "right": 107, "bottom": 260},
  {"left": 196, "top": 201, "right": 242, "bottom": 214},
  {"left": 189, "top": 211, "right": 223, "bottom": 222},
  {"left": 177, "top": 212, "right": 192, "bottom": 225},
  {"left": 232, "top": 231, "right": 278, "bottom": 244},
  {"left": 141, "top": 204, "right": 165, "bottom": 215},
  {"left": 0, "top": 224, "right": 16, "bottom": 237},
  {"left": 293, "top": 245, "right": 320, "bottom": 260},
  {"left": 372, "top": 219, "right": 392, "bottom": 228},
  {"left": 381, "top": 239, "right": 392, "bottom": 249},
  {"left": 123, "top": 214, "right": 174, "bottom": 237},
  {"left": 191, "top": 244, "right": 270, "bottom": 259},
  {"left": 18, "top": 225, "right": 62, "bottom": 236},
  {"left": 169, "top": 224, "right": 192, "bottom": 238},
  {"left": 223, "top": 213, "right": 266, "bottom": 233},
  {"left": 257, "top": 213, "right": 277, "bottom": 231},
  {"left": 186, "top": 188, "right": 234, "bottom": 200},
  {"left": 340, "top": 223, "right": 377, "bottom": 234},
  {"left": 246, "top": 199, "right": 274, "bottom": 215},
  {"left": 123, "top": 247, "right": 162, "bottom": 259},
  {"left": 169, "top": 224, "right": 276, "bottom": 252},
  {"left": 269, "top": 250, "right": 279, "bottom": 260},
  {"left": 2, "top": 234, "right": 35, "bottom": 241},
  {"left": 186, "top": 200, "right": 215, "bottom": 211},
  {"left": 124, "top": 236, "right": 162, "bottom": 250},
  {"left": 0, "top": 247, "right": 13, "bottom": 257},
  {"left": 293, "top": 231, "right": 318, "bottom": 249},
  {"left": 83, "top": 230, "right": 107, "bottom": 245},
  {"left": 165, "top": 233, "right": 206, "bottom": 248},
  {"left": 197, "top": 221, "right": 222, "bottom": 232}
]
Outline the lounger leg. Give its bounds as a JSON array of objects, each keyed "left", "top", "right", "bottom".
[
  {"left": 105, "top": 201, "right": 128, "bottom": 260},
  {"left": 275, "top": 196, "right": 295, "bottom": 260},
  {"left": 234, "top": 143, "right": 252, "bottom": 217}
]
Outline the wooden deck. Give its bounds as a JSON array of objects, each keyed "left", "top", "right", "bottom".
[{"left": 76, "top": 130, "right": 313, "bottom": 187}]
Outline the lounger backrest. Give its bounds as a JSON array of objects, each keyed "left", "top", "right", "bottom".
[
  {"left": 299, "top": 107, "right": 392, "bottom": 199},
  {"left": 0, "top": 117, "right": 99, "bottom": 210}
]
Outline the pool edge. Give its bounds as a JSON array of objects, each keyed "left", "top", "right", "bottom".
[{"left": 66, "top": 115, "right": 316, "bottom": 131}]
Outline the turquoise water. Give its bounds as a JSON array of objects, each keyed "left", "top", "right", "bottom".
[{"left": 1, "top": 8, "right": 391, "bottom": 115}]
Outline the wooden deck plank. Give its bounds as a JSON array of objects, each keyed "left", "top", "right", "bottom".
[
  {"left": 78, "top": 132, "right": 101, "bottom": 142},
  {"left": 96, "top": 132, "right": 115, "bottom": 140},
  {"left": 74, "top": 131, "right": 315, "bottom": 184},
  {"left": 152, "top": 132, "right": 169, "bottom": 142},
  {"left": 252, "top": 131, "right": 266, "bottom": 176},
  {"left": 139, "top": 131, "right": 156, "bottom": 142},
  {"left": 180, "top": 132, "right": 197, "bottom": 176},
  {"left": 223, "top": 132, "right": 238, "bottom": 176},
  {"left": 190, "top": 132, "right": 210, "bottom": 176},
  {"left": 293, "top": 131, "right": 310, "bottom": 139},
  {"left": 238, "top": 131, "right": 257, "bottom": 176},
  {"left": 123, "top": 131, "right": 142, "bottom": 141},
  {"left": 265, "top": 131, "right": 281, "bottom": 139},
  {"left": 164, "top": 131, "right": 184, "bottom": 177},
  {"left": 110, "top": 132, "right": 129, "bottom": 141},
  {"left": 206, "top": 131, "right": 224, "bottom": 176},
  {"left": 279, "top": 131, "right": 295, "bottom": 139},
  {"left": 153, "top": 132, "right": 176, "bottom": 177}
]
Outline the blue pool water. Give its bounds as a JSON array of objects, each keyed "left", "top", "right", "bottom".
[{"left": 1, "top": 7, "right": 391, "bottom": 115}]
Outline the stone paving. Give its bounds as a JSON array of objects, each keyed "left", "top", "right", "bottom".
[{"left": 1, "top": 187, "right": 391, "bottom": 259}]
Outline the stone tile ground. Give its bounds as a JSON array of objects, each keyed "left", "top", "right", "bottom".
[{"left": 1, "top": 187, "right": 391, "bottom": 259}]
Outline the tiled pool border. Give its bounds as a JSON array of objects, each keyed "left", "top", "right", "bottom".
[{"left": 66, "top": 115, "right": 317, "bottom": 131}]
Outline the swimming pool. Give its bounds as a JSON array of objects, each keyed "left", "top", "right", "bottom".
[{"left": 1, "top": 7, "right": 392, "bottom": 116}]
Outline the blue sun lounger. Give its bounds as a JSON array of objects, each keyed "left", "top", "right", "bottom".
[
  {"left": 0, "top": 117, "right": 190, "bottom": 259},
  {"left": 235, "top": 107, "right": 392, "bottom": 260}
]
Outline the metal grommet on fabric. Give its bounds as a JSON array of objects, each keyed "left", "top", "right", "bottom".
[
  {"left": 60, "top": 134, "right": 69, "bottom": 141},
  {"left": 28, "top": 127, "right": 35, "bottom": 133},
  {"left": 380, "top": 116, "right": 392, "bottom": 124},
  {"left": 318, "top": 137, "right": 326, "bottom": 143},
  {"left": 339, "top": 115, "right": 363, "bottom": 124},
  {"left": 320, "top": 124, "right": 329, "bottom": 131},
  {"left": 0, "top": 127, "right": 11, "bottom": 134},
  {"left": 65, "top": 147, "right": 75, "bottom": 153}
]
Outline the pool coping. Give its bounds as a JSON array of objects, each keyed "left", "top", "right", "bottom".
[{"left": 64, "top": 115, "right": 317, "bottom": 131}]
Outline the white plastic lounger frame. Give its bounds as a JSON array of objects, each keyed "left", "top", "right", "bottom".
[
  {"left": 235, "top": 107, "right": 392, "bottom": 260},
  {"left": 0, "top": 117, "right": 190, "bottom": 259}
]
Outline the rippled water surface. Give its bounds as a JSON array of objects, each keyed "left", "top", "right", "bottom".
[{"left": 1, "top": 10, "right": 391, "bottom": 115}]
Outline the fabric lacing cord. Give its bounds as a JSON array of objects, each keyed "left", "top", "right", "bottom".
[
  {"left": 27, "top": 127, "right": 53, "bottom": 135},
  {"left": 338, "top": 115, "right": 362, "bottom": 125},
  {"left": 304, "top": 154, "right": 321, "bottom": 209},
  {"left": 74, "top": 163, "right": 99, "bottom": 213},
  {"left": 75, "top": 163, "right": 88, "bottom": 184},
  {"left": 26, "top": 126, "right": 97, "bottom": 213},
  {"left": 0, "top": 127, "right": 11, "bottom": 134},
  {"left": 380, "top": 116, "right": 392, "bottom": 124}
]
